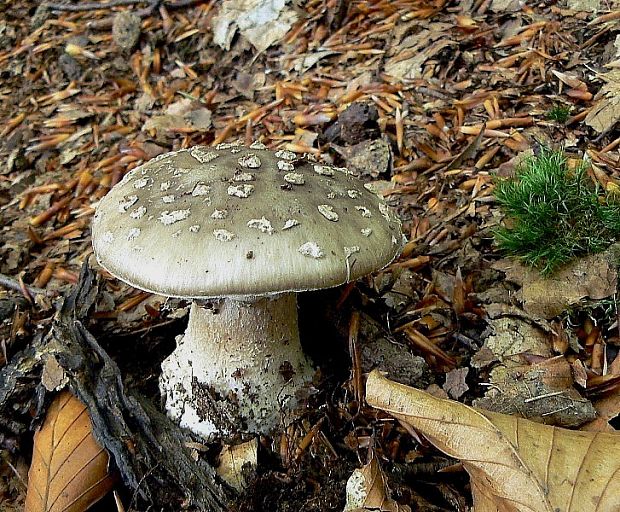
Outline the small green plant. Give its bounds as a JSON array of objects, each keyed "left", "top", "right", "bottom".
[
  {"left": 493, "top": 149, "right": 620, "bottom": 275},
  {"left": 546, "top": 104, "right": 571, "bottom": 123}
]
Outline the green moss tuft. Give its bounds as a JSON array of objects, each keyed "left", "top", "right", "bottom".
[
  {"left": 546, "top": 104, "right": 571, "bottom": 123},
  {"left": 493, "top": 149, "right": 620, "bottom": 275}
]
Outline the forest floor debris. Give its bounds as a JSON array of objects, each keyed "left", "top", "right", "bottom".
[{"left": 1, "top": 1, "right": 620, "bottom": 510}]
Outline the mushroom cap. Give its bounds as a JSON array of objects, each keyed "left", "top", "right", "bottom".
[{"left": 92, "top": 143, "right": 403, "bottom": 298}]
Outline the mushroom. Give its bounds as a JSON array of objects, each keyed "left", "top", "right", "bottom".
[{"left": 91, "top": 142, "right": 403, "bottom": 438}]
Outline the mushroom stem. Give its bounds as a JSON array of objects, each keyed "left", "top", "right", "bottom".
[{"left": 160, "top": 293, "right": 314, "bottom": 438}]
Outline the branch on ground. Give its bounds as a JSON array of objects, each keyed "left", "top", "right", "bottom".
[{"left": 43, "top": 0, "right": 203, "bottom": 12}]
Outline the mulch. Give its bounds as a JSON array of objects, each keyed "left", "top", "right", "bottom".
[{"left": 1, "top": 1, "right": 619, "bottom": 510}]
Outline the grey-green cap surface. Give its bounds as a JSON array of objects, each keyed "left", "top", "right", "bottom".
[{"left": 92, "top": 142, "right": 403, "bottom": 298}]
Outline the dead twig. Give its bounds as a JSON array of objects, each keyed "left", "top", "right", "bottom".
[
  {"left": 294, "top": 417, "right": 325, "bottom": 462},
  {"left": 44, "top": 0, "right": 151, "bottom": 11},
  {"left": 44, "top": 0, "right": 203, "bottom": 12},
  {"left": 0, "top": 273, "right": 50, "bottom": 298},
  {"left": 45, "top": 0, "right": 205, "bottom": 29},
  {"left": 348, "top": 311, "right": 363, "bottom": 409}
]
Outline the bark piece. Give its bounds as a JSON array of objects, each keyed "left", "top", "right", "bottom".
[{"left": 0, "top": 264, "right": 231, "bottom": 510}]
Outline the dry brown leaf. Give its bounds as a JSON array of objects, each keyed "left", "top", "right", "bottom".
[
  {"left": 216, "top": 438, "right": 257, "bottom": 491},
  {"left": 586, "top": 71, "right": 620, "bottom": 134},
  {"left": 211, "top": 0, "right": 298, "bottom": 52},
  {"left": 344, "top": 455, "right": 410, "bottom": 512},
  {"left": 452, "top": 267, "right": 466, "bottom": 316},
  {"left": 443, "top": 367, "right": 469, "bottom": 400},
  {"left": 445, "top": 123, "right": 486, "bottom": 171},
  {"left": 493, "top": 246, "right": 618, "bottom": 319},
  {"left": 565, "top": 0, "right": 602, "bottom": 10},
  {"left": 582, "top": 391, "right": 620, "bottom": 432},
  {"left": 474, "top": 356, "right": 596, "bottom": 428},
  {"left": 25, "top": 391, "right": 115, "bottom": 512},
  {"left": 482, "top": 316, "right": 552, "bottom": 364},
  {"left": 384, "top": 35, "right": 456, "bottom": 80},
  {"left": 366, "top": 370, "right": 620, "bottom": 512},
  {"left": 551, "top": 70, "right": 588, "bottom": 91}
]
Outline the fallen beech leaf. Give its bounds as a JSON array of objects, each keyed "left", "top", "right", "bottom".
[
  {"left": 445, "top": 121, "right": 485, "bottom": 171},
  {"left": 443, "top": 367, "right": 469, "bottom": 400},
  {"left": 211, "top": 0, "right": 298, "bottom": 52},
  {"left": 482, "top": 316, "right": 551, "bottom": 363},
  {"left": 585, "top": 70, "right": 620, "bottom": 134},
  {"left": 366, "top": 370, "right": 620, "bottom": 512},
  {"left": 493, "top": 246, "right": 618, "bottom": 319},
  {"left": 25, "top": 391, "right": 115, "bottom": 512},
  {"left": 456, "top": 15, "right": 477, "bottom": 28},
  {"left": 582, "top": 391, "right": 620, "bottom": 432},
  {"left": 384, "top": 36, "right": 456, "bottom": 80},
  {"left": 216, "top": 438, "right": 257, "bottom": 491},
  {"left": 551, "top": 70, "right": 588, "bottom": 91},
  {"left": 473, "top": 356, "right": 596, "bottom": 428},
  {"left": 344, "top": 455, "right": 410, "bottom": 512}
]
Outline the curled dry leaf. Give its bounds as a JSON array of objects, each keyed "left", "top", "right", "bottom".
[
  {"left": 25, "top": 391, "right": 115, "bottom": 512},
  {"left": 344, "top": 455, "right": 410, "bottom": 512},
  {"left": 366, "top": 370, "right": 620, "bottom": 512},
  {"left": 473, "top": 356, "right": 596, "bottom": 428},
  {"left": 216, "top": 438, "right": 257, "bottom": 491},
  {"left": 493, "top": 246, "right": 618, "bottom": 319},
  {"left": 585, "top": 70, "right": 620, "bottom": 134},
  {"left": 582, "top": 391, "right": 620, "bottom": 433},
  {"left": 211, "top": 0, "right": 298, "bottom": 52}
]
